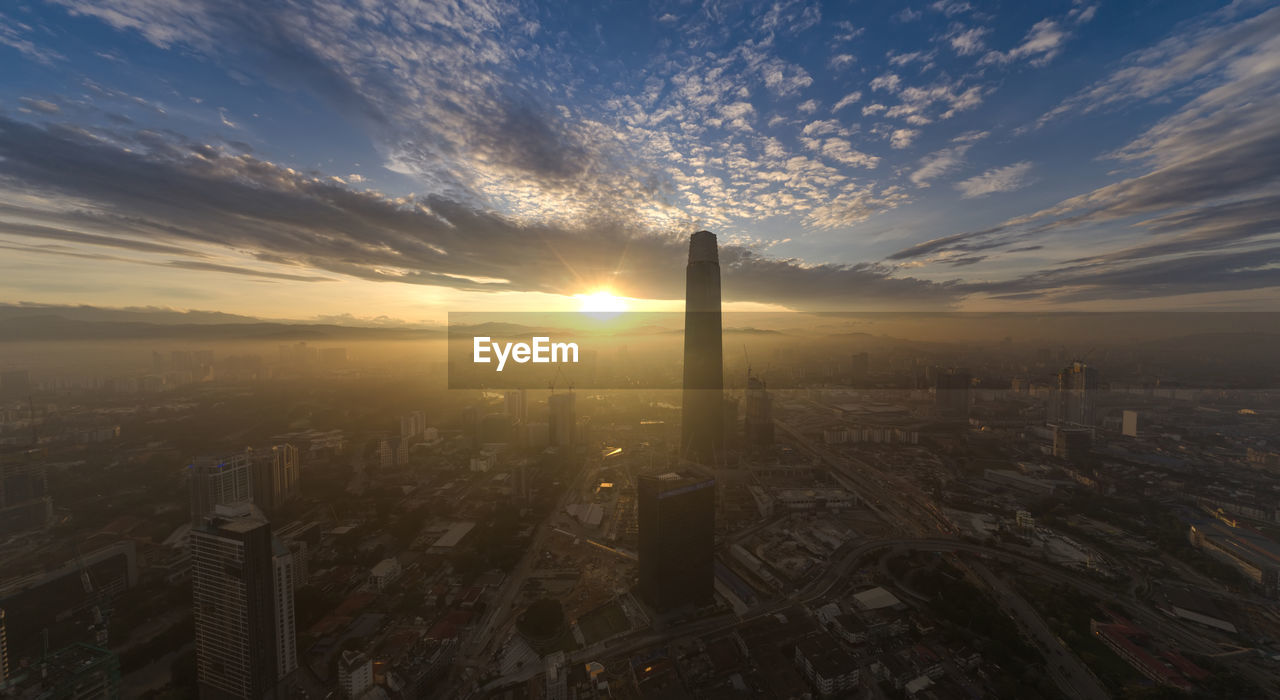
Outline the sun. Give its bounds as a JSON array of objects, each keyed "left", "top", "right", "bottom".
[{"left": 576, "top": 289, "right": 629, "bottom": 313}]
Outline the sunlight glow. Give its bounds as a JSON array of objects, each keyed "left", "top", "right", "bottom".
[{"left": 576, "top": 290, "right": 629, "bottom": 313}]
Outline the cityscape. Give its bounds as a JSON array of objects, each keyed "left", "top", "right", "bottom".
[
  {"left": 2, "top": 231, "right": 1279, "bottom": 699},
  {"left": 3, "top": 0, "right": 1280, "bottom": 698}
]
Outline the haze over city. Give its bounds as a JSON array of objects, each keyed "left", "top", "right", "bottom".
[{"left": 3, "top": 2, "right": 1280, "bottom": 700}]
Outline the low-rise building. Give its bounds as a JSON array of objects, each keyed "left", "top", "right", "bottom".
[{"left": 794, "top": 634, "right": 859, "bottom": 697}]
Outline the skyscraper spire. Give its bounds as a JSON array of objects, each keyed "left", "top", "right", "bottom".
[{"left": 681, "top": 230, "right": 724, "bottom": 466}]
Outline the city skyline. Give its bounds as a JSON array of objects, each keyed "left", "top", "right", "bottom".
[
  {"left": 1, "top": 1, "right": 1278, "bottom": 321},
  {"left": 3, "top": 8, "right": 1280, "bottom": 693}
]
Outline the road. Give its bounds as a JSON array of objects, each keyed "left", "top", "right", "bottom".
[{"left": 968, "top": 560, "right": 1110, "bottom": 700}]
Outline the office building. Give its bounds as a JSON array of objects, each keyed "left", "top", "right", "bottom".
[
  {"left": 189, "top": 450, "right": 253, "bottom": 526},
  {"left": 0, "top": 453, "right": 53, "bottom": 535},
  {"left": 743, "top": 373, "right": 774, "bottom": 448},
  {"left": 191, "top": 504, "right": 280, "bottom": 699},
  {"left": 400, "top": 410, "right": 427, "bottom": 439},
  {"left": 681, "top": 230, "right": 725, "bottom": 466},
  {"left": 934, "top": 367, "right": 971, "bottom": 417},
  {"left": 272, "top": 539, "right": 298, "bottom": 689},
  {"left": 1053, "top": 426, "right": 1093, "bottom": 463},
  {"left": 251, "top": 444, "right": 300, "bottom": 515},
  {"left": 549, "top": 392, "right": 575, "bottom": 449},
  {"left": 637, "top": 470, "right": 715, "bottom": 611},
  {"left": 378, "top": 436, "right": 408, "bottom": 469},
  {"left": 505, "top": 390, "right": 528, "bottom": 425},
  {"left": 1122, "top": 410, "right": 1139, "bottom": 438},
  {"left": 1055, "top": 361, "right": 1099, "bottom": 426}
]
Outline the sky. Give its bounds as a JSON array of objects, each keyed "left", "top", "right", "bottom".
[{"left": 1, "top": 0, "right": 1278, "bottom": 323}]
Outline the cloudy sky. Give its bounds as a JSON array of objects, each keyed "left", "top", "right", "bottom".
[{"left": 1, "top": 0, "right": 1278, "bottom": 322}]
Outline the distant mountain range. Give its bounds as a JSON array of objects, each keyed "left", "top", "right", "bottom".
[{"left": 0, "top": 304, "right": 442, "bottom": 341}]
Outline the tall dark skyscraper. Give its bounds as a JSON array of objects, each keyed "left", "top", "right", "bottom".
[
  {"left": 191, "top": 504, "right": 280, "bottom": 700},
  {"left": 681, "top": 230, "right": 724, "bottom": 466},
  {"left": 637, "top": 470, "right": 715, "bottom": 611}
]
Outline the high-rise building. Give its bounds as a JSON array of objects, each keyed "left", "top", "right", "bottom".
[
  {"left": 549, "top": 392, "right": 576, "bottom": 449},
  {"left": 1055, "top": 361, "right": 1099, "bottom": 426},
  {"left": 189, "top": 451, "right": 254, "bottom": 526},
  {"left": 0, "top": 608, "right": 8, "bottom": 686},
  {"left": 505, "top": 390, "right": 528, "bottom": 425},
  {"left": 850, "top": 352, "right": 869, "bottom": 387},
  {"left": 0, "top": 452, "right": 53, "bottom": 535},
  {"left": 271, "top": 539, "right": 298, "bottom": 689},
  {"left": 191, "top": 503, "right": 281, "bottom": 700},
  {"left": 934, "top": 368, "right": 972, "bottom": 417},
  {"left": 544, "top": 650, "right": 568, "bottom": 700},
  {"left": 337, "top": 651, "right": 373, "bottom": 699},
  {"left": 743, "top": 373, "right": 774, "bottom": 448},
  {"left": 251, "top": 444, "right": 300, "bottom": 515},
  {"left": 1053, "top": 425, "right": 1093, "bottom": 463},
  {"left": 400, "top": 410, "right": 427, "bottom": 439},
  {"left": 637, "top": 470, "right": 715, "bottom": 611},
  {"left": 681, "top": 230, "right": 724, "bottom": 466},
  {"left": 1122, "top": 410, "right": 1139, "bottom": 438}
]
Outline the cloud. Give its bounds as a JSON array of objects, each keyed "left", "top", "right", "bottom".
[
  {"left": 817, "top": 138, "right": 879, "bottom": 168},
  {"left": 893, "top": 8, "right": 922, "bottom": 23},
  {"left": 909, "top": 144, "right": 972, "bottom": 187},
  {"left": 870, "top": 73, "right": 902, "bottom": 92},
  {"left": 889, "top": 129, "right": 920, "bottom": 149},
  {"left": 0, "top": 115, "right": 951, "bottom": 309},
  {"left": 757, "top": 0, "right": 822, "bottom": 35},
  {"left": 947, "top": 26, "right": 989, "bottom": 56},
  {"left": 1070, "top": 4, "right": 1098, "bottom": 24},
  {"left": 828, "top": 53, "right": 855, "bottom": 70},
  {"left": 831, "top": 92, "right": 861, "bottom": 112},
  {"left": 887, "top": 7, "right": 1280, "bottom": 304},
  {"left": 0, "top": 12, "right": 64, "bottom": 64},
  {"left": 929, "top": 1, "right": 973, "bottom": 18},
  {"left": 888, "top": 50, "right": 933, "bottom": 67},
  {"left": 980, "top": 19, "right": 1068, "bottom": 67},
  {"left": 1033, "top": 4, "right": 1280, "bottom": 128},
  {"left": 955, "top": 161, "right": 1033, "bottom": 197},
  {"left": 964, "top": 247, "right": 1280, "bottom": 303},
  {"left": 18, "top": 97, "right": 61, "bottom": 114}
]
